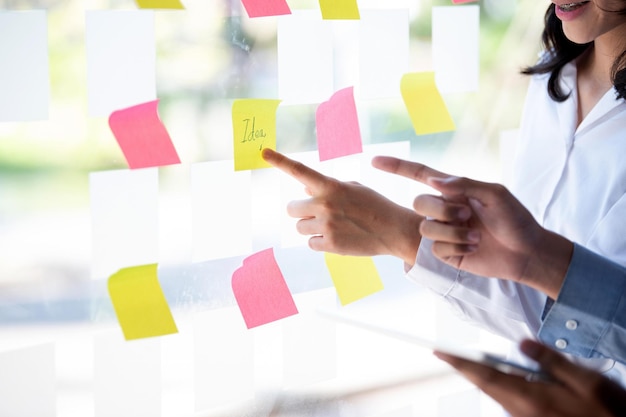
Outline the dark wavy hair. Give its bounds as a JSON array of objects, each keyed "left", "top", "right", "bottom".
[{"left": 522, "top": 3, "right": 626, "bottom": 101}]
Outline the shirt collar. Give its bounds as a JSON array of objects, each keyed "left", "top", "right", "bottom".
[{"left": 557, "top": 61, "right": 626, "bottom": 138}]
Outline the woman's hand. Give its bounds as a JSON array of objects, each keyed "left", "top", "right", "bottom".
[
  {"left": 262, "top": 149, "right": 422, "bottom": 265},
  {"left": 373, "top": 156, "right": 573, "bottom": 298}
]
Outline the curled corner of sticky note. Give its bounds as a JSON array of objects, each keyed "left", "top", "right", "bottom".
[
  {"left": 232, "top": 248, "right": 298, "bottom": 328},
  {"left": 108, "top": 264, "right": 178, "bottom": 340},
  {"left": 324, "top": 253, "right": 384, "bottom": 305},
  {"left": 109, "top": 99, "right": 181, "bottom": 170}
]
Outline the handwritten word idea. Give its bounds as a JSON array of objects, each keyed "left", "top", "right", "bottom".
[{"left": 232, "top": 99, "right": 281, "bottom": 171}]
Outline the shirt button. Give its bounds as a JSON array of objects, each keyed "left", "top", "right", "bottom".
[
  {"left": 565, "top": 320, "right": 578, "bottom": 330},
  {"left": 555, "top": 339, "right": 568, "bottom": 350}
]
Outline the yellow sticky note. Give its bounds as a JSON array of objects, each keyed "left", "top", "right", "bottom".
[
  {"left": 400, "top": 72, "right": 456, "bottom": 135},
  {"left": 324, "top": 253, "right": 384, "bottom": 305},
  {"left": 135, "top": 0, "right": 185, "bottom": 8},
  {"left": 232, "top": 99, "right": 281, "bottom": 171},
  {"left": 318, "top": 0, "right": 360, "bottom": 20},
  {"left": 108, "top": 264, "right": 178, "bottom": 340}
]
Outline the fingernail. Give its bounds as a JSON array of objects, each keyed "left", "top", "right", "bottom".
[
  {"left": 466, "top": 244, "right": 478, "bottom": 253},
  {"left": 468, "top": 230, "right": 480, "bottom": 243},
  {"left": 520, "top": 340, "right": 541, "bottom": 359},
  {"left": 458, "top": 206, "right": 472, "bottom": 220}
]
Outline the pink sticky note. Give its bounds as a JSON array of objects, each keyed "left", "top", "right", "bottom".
[
  {"left": 241, "top": 0, "right": 291, "bottom": 18},
  {"left": 109, "top": 100, "right": 181, "bottom": 169},
  {"left": 451, "top": 0, "right": 477, "bottom": 3},
  {"left": 232, "top": 248, "right": 298, "bottom": 328},
  {"left": 316, "top": 87, "right": 362, "bottom": 161}
]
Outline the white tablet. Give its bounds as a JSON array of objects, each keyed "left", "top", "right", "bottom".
[{"left": 317, "top": 307, "right": 551, "bottom": 382}]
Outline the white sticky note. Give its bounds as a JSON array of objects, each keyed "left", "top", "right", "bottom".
[
  {"left": 0, "top": 344, "right": 55, "bottom": 417},
  {"left": 283, "top": 288, "right": 337, "bottom": 388},
  {"left": 360, "top": 141, "right": 412, "bottom": 207},
  {"left": 250, "top": 168, "right": 282, "bottom": 252},
  {"left": 432, "top": 6, "right": 480, "bottom": 93},
  {"left": 94, "top": 331, "right": 161, "bottom": 417},
  {"left": 191, "top": 160, "right": 252, "bottom": 261},
  {"left": 193, "top": 306, "right": 254, "bottom": 411},
  {"left": 359, "top": 9, "right": 409, "bottom": 99},
  {"left": 0, "top": 11, "right": 49, "bottom": 121},
  {"left": 158, "top": 165, "right": 193, "bottom": 266},
  {"left": 85, "top": 10, "right": 156, "bottom": 117},
  {"left": 90, "top": 168, "right": 159, "bottom": 280},
  {"left": 161, "top": 319, "right": 194, "bottom": 417},
  {"left": 278, "top": 11, "right": 334, "bottom": 104}
]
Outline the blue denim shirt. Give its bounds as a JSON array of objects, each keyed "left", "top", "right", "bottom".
[{"left": 539, "top": 244, "right": 626, "bottom": 365}]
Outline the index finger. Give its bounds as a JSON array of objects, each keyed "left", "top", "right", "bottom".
[
  {"left": 371, "top": 156, "right": 451, "bottom": 185},
  {"left": 262, "top": 148, "right": 329, "bottom": 193}
]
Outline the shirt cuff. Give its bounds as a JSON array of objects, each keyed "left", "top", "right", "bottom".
[
  {"left": 405, "top": 238, "right": 460, "bottom": 295},
  {"left": 539, "top": 243, "right": 625, "bottom": 357}
]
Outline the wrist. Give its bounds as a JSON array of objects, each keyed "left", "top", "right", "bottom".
[
  {"left": 387, "top": 209, "right": 422, "bottom": 266},
  {"left": 521, "top": 229, "right": 574, "bottom": 299}
]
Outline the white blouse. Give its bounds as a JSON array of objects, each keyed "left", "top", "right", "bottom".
[{"left": 407, "top": 60, "right": 626, "bottom": 383}]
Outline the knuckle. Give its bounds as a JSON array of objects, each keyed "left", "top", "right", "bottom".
[
  {"left": 419, "top": 219, "right": 433, "bottom": 236},
  {"left": 492, "top": 183, "right": 509, "bottom": 197}
]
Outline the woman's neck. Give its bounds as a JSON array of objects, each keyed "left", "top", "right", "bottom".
[{"left": 576, "top": 45, "right": 614, "bottom": 124}]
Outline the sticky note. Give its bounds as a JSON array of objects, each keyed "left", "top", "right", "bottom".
[
  {"left": 283, "top": 289, "right": 337, "bottom": 387},
  {"left": 90, "top": 168, "right": 159, "bottom": 280},
  {"left": 360, "top": 142, "right": 412, "bottom": 206},
  {"left": 240, "top": 0, "right": 291, "bottom": 18},
  {"left": 95, "top": 331, "right": 161, "bottom": 417},
  {"left": 278, "top": 11, "right": 334, "bottom": 104},
  {"left": 451, "top": 0, "right": 477, "bottom": 3},
  {"left": 194, "top": 307, "right": 254, "bottom": 410},
  {"left": 135, "top": 0, "right": 184, "bottom": 8},
  {"left": 319, "top": 0, "right": 360, "bottom": 19},
  {"left": 109, "top": 100, "right": 180, "bottom": 169},
  {"left": 359, "top": 10, "right": 409, "bottom": 99},
  {"left": 108, "top": 264, "right": 178, "bottom": 340},
  {"left": 0, "top": 11, "right": 49, "bottom": 122},
  {"left": 316, "top": 87, "right": 362, "bottom": 161},
  {"left": 433, "top": 6, "right": 479, "bottom": 93},
  {"left": 400, "top": 72, "right": 456, "bottom": 135},
  {"left": 232, "top": 99, "right": 281, "bottom": 171},
  {"left": 85, "top": 10, "right": 156, "bottom": 117},
  {"left": 324, "top": 253, "right": 383, "bottom": 305},
  {"left": 191, "top": 160, "right": 252, "bottom": 261},
  {"left": 232, "top": 248, "right": 298, "bottom": 328},
  {"left": 0, "top": 344, "right": 55, "bottom": 417}
]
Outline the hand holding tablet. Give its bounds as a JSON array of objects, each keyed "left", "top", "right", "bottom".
[{"left": 316, "top": 307, "right": 552, "bottom": 382}]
